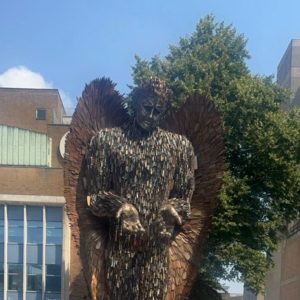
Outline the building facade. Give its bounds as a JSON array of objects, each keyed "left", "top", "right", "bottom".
[
  {"left": 277, "top": 39, "right": 300, "bottom": 108},
  {"left": 243, "top": 288, "right": 264, "bottom": 300},
  {"left": 264, "top": 39, "right": 300, "bottom": 300},
  {"left": 0, "top": 88, "right": 70, "bottom": 300}
]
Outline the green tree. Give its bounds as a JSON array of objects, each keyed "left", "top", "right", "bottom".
[{"left": 130, "top": 15, "right": 300, "bottom": 293}]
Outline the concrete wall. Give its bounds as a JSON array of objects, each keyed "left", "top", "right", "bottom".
[
  {"left": 265, "top": 232, "right": 300, "bottom": 300},
  {"left": 277, "top": 39, "right": 300, "bottom": 108},
  {"left": 280, "top": 232, "right": 300, "bottom": 299},
  {"left": 265, "top": 243, "right": 282, "bottom": 300}
]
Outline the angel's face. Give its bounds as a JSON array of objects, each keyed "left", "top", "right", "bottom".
[{"left": 135, "top": 96, "right": 167, "bottom": 132}]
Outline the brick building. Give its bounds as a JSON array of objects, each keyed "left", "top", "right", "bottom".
[{"left": 0, "top": 88, "right": 70, "bottom": 300}]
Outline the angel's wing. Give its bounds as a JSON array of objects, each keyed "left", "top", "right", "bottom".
[
  {"left": 161, "top": 94, "right": 225, "bottom": 300},
  {"left": 64, "top": 78, "right": 127, "bottom": 298}
]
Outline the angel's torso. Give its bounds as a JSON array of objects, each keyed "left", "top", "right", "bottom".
[{"left": 92, "top": 126, "right": 193, "bottom": 228}]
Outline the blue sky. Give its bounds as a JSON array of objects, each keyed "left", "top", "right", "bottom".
[
  {"left": 1, "top": 0, "right": 299, "bottom": 293},
  {"left": 1, "top": 0, "right": 300, "bottom": 113}
]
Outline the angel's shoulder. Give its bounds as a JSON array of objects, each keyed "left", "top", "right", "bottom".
[
  {"left": 90, "top": 127, "right": 123, "bottom": 145},
  {"left": 159, "top": 129, "right": 193, "bottom": 149}
]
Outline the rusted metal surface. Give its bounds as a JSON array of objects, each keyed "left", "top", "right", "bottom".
[{"left": 64, "top": 78, "right": 224, "bottom": 299}]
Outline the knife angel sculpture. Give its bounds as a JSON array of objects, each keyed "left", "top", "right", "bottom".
[{"left": 64, "top": 77, "right": 224, "bottom": 300}]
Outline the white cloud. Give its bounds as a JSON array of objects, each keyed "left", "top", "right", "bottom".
[
  {"left": 0, "top": 66, "right": 74, "bottom": 114},
  {"left": 0, "top": 66, "right": 52, "bottom": 89}
]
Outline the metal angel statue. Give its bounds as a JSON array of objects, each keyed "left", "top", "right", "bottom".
[{"left": 64, "top": 77, "right": 224, "bottom": 300}]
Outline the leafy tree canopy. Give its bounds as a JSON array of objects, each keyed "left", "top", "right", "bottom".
[{"left": 129, "top": 14, "right": 300, "bottom": 293}]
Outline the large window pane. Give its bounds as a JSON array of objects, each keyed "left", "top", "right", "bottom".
[
  {"left": 7, "top": 206, "right": 23, "bottom": 220},
  {"left": 26, "top": 292, "right": 42, "bottom": 300},
  {"left": 7, "top": 244, "right": 23, "bottom": 263},
  {"left": 46, "top": 264, "right": 61, "bottom": 276},
  {"left": 45, "top": 245, "right": 62, "bottom": 264},
  {"left": 8, "top": 224, "right": 23, "bottom": 244},
  {"left": 27, "top": 264, "right": 42, "bottom": 291},
  {"left": 8, "top": 206, "right": 23, "bottom": 244},
  {"left": 46, "top": 207, "right": 62, "bottom": 245},
  {"left": 27, "top": 207, "right": 43, "bottom": 221},
  {"left": 0, "top": 205, "right": 64, "bottom": 299},
  {"left": 8, "top": 264, "right": 23, "bottom": 291},
  {"left": 7, "top": 291, "right": 22, "bottom": 300},
  {"left": 0, "top": 264, "right": 3, "bottom": 291},
  {"left": 0, "top": 244, "right": 3, "bottom": 263},
  {"left": 45, "top": 276, "right": 61, "bottom": 292},
  {"left": 28, "top": 227, "right": 43, "bottom": 244},
  {"left": 46, "top": 207, "right": 62, "bottom": 222},
  {"left": 46, "top": 228, "right": 62, "bottom": 245},
  {"left": 27, "top": 245, "right": 43, "bottom": 264},
  {"left": 27, "top": 207, "right": 43, "bottom": 244},
  {"left": 44, "top": 293, "right": 60, "bottom": 300},
  {"left": 0, "top": 206, "right": 3, "bottom": 264},
  {"left": 0, "top": 206, "right": 4, "bottom": 244},
  {"left": 45, "top": 264, "right": 61, "bottom": 292}
]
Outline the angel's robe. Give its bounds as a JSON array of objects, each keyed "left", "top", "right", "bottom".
[{"left": 86, "top": 124, "right": 195, "bottom": 300}]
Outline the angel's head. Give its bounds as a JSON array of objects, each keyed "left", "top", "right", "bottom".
[{"left": 131, "top": 77, "right": 172, "bottom": 132}]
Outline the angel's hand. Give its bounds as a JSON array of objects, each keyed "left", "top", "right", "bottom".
[
  {"left": 116, "top": 203, "right": 145, "bottom": 235},
  {"left": 156, "top": 204, "right": 182, "bottom": 239}
]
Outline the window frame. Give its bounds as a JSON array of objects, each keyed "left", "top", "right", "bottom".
[
  {"left": 36, "top": 108, "right": 47, "bottom": 120},
  {"left": 0, "top": 200, "right": 69, "bottom": 300}
]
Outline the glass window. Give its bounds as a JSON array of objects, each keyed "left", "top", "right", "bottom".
[
  {"left": 7, "top": 244, "right": 23, "bottom": 264},
  {"left": 45, "top": 245, "right": 62, "bottom": 265},
  {"left": 0, "top": 208, "right": 4, "bottom": 296},
  {"left": 45, "top": 265, "right": 61, "bottom": 292},
  {"left": 27, "top": 206, "right": 43, "bottom": 244},
  {"left": 0, "top": 206, "right": 3, "bottom": 265},
  {"left": 7, "top": 264, "right": 23, "bottom": 291},
  {"left": 46, "top": 228, "right": 62, "bottom": 245},
  {"left": 27, "top": 264, "right": 42, "bottom": 291},
  {"left": 7, "top": 206, "right": 23, "bottom": 220},
  {"left": 27, "top": 245, "right": 42, "bottom": 264},
  {"left": 46, "top": 207, "right": 62, "bottom": 245},
  {"left": 46, "top": 207, "right": 62, "bottom": 222},
  {"left": 7, "top": 206, "right": 23, "bottom": 244},
  {"left": 0, "top": 206, "right": 4, "bottom": 244},
  {"left": 36, "top": 109, "right": 47, "bottom": 120},
  {"left": 0, "top": 244, "right": 3, "bottom": 264},
  {"left": 8, "top": 226, "right": 23, "bottom": 244},
  {"left": 26, "top": 291, "right": 42, "bottom": 300},
  {"left": 0, "top": 264, "right": 4, "bottom": 291},
  {"left": 7, "top": 291, "right": 22, "bottom": 300},
  {"left": 46, "top": 264, "right": 61, "bottom": 276},
  {"left": 44, "top": 293, "right": 61, "bottom": 300},
  {"left": 28, "top": 227, "right": 43, "bottom": 244},
  {"left": 0, "top": 205, "right": 64, "bottom": 299}
]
